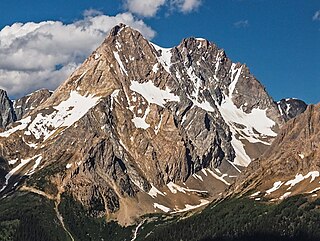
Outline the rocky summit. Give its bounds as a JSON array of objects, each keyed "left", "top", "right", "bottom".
[
  {"left": 277, "top": 98, "right": 308, "bottom": 122},
  {"left": 0, "top": 23, "right": 309, "bottom": 235}
]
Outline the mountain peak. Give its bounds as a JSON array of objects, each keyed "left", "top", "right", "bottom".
[
  {"left": 0, "top": 25, "right": 287, "bottom": 224},
  {"left": 109, "top": 23, "right": 127, "bottom": 36}
]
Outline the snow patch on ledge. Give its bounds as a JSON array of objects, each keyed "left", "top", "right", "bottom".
[
  {"left": 285, "top": 171, "right": 319, "bottom": 190},
  {"left": 148, "top": 184, "right": 165, "bottom": 198},
  {"left": 265, "top": 181, "right": 283, "bottom": 195},
  {"left": 130, "top": 80, "right": 180, "bottom": 107},
  {"left": 171, "top": 199, "right": 209, "bottom": 214},
  {"left": 154, "top": 203, "right": 171, "bottom": 213},
  {"left": 132, "top": 106, "right": 150, "bottom": 130}
]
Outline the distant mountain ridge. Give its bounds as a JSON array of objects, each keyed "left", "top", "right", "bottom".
[
  {"left": 0, "top": 89, "right": 52, "bottom": 129},
  {"left": 276, "top": 98, "right": 307, "bottom": 121}
]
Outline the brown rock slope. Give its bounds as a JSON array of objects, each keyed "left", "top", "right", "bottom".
[{"left": 231, "top": 103, "right": 320, "bottom": 202}]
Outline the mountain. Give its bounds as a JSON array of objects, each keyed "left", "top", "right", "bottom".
[
  {"left": 0, "top": 24, "right": 310, "bottom": 240},
  {"left": 277, "top": 98, "right": 308, "bottom": 121}
]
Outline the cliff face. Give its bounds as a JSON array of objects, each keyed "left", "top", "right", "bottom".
[
  {"left": 0, "top": 90, "right": 15, "bottom": 129},
  {"left": 0, "top": 24, "right": 286, "bottom": 224}
]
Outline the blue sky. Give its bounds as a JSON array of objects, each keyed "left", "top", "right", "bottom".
[{"left": 0, "top": 0, "right": 319, "bottom": 103}]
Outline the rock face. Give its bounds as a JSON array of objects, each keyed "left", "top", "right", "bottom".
[
  {"left": 231, "top": 103, "right": 320, "bottom": 202},
  {"left": 0, "top": 24, "right": 285, "bottom": 223},
  {"left": 0, "top": 90, "right": 15, "bottom": 129},
  {"left": 13, "top": 89, "right": 52, "bottom": 120},
  {"left": 277, "top": 98, "right": 307, "bottom": 121}
]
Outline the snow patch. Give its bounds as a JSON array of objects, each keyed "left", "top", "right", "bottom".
[
  {"left": 229, "top": 64, "right": 242, "bottom": 96},
  {"left": 132, "top": 106, "right": 150, "bottom": 129},
  {"left": 27, "top": 91, "right": 99, "bottom": 140},
  {"left": 113, "top": 51, "right": 128, "bottom": 76},
  {"left": 172, "top": 199, "right": 209, "bottom": 213},
  {"left": 220, "top": 97, "right": 277, "bottom": 138},
  {"left": 279, "top": 192, "right": 291, "bottom": 200},
  {"left": 151, "top": 43, "right": 172, "bottom": 73},
  {"left": 27, "top": 156, "right": 43, "bottom": 175},
  {"left": 153, "top": 203, "right": 171, "bottom": 213},
  {"left": 152, "top": 63, "right": 159, "bottom": 73},
  {"left": 266, "top": 181, "right": 283, "bottom": 195},
  {"left": 130, "top": 80, "right": 180, "bottom": 107},
  {"left": 167, "top": 182, "right": 186, "bottom": 194},
  {"left": 285, "top": 171, "right": 319, "bottom": 189},
  {"left": 250, "top": 191, "right": 261, "bottom": 197},
  {"left": 218, "top": 94, "right": 277, "bottom": 166},
  {"left": 192, "top": 173, "right": 203, "bottom": 181},
  {"left": 230, "top": 134, "right": 251, "bottom": 167},
  {"left": 309, "top": 187, "right": 320, "bottom": 194},
  {"left": 0, "top": 155, "right": 41, "bottom": 192},
  {"left": 148, "top": 184, "right": 165, "bottom": 198},
  {"left": 8, "top": 159, "right": 18, "bottom": 165},
  {"left": 166, "top": 182, "right": 207, "bottom": 194},
  {"left": 0, "top": 116, "right": 31, "bottom": 137},
  {"left": 206, "top": 169, "right": 230, "bottom": 185}
]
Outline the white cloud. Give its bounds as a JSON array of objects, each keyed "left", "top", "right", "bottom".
[
  {"left": 313, "top": 10, "right": 320, "bottom": 21},
  {"left": 124, "top": 0, "right": 166, "bottom": 17},
  {"left": 0, "top": 12, "right": 155, "bottom": 98},
  {"left": 83, "top": 9, "right": 104, "bottom": 17},
  {"left": 171, "top": 0, "right": 202, "bottom": 13},
  {"left": 123, "top": 0, "right": 202, "bottom": 17},
  {"left": 233, "top": 20, "right": 249, "bottom": 28}
]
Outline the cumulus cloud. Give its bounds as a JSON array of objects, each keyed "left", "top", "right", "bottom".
[
  {"left": 233, "top": 20, "right": 249, "bottom": 28},
  {"left": 124, "top": 0, "right": 202, "bottom": 17},
  {"left": 171, "top": 0, "right": 202, "bottom": 13},
  {"left": 0, "top": 12, "right": 155, "bottom": 98},
  {"left": 124, "top": 0, "right": 166, "bottom": 17},
  {"left": 313, "top": 10, "right": 320, "bottom": 21}
]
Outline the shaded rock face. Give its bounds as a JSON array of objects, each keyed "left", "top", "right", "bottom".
[
  {"left": 277, "top": 98, "right": 308, "bottom": 121},
  {"left": 0, "top": 24, "right": 286, "bottom": 222},
  {"left": 231, "top": 104, "right": 320, "bottom": 202},
  {"left": 13, "top": 89, "right": 52, "bottom": 120},
  {"left": 0, "top": 90, "right": 15, "bottom": 129}
]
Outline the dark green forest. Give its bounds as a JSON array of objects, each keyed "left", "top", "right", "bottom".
[
  {"left": 138, "top": 195, "right": 320, "bottom": 241},
  {"left": 1, "top": 191, "right": 320, "bottom": 241},
  {"left": 0, "top": 192, "right": 68, "bottom": 241}
]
